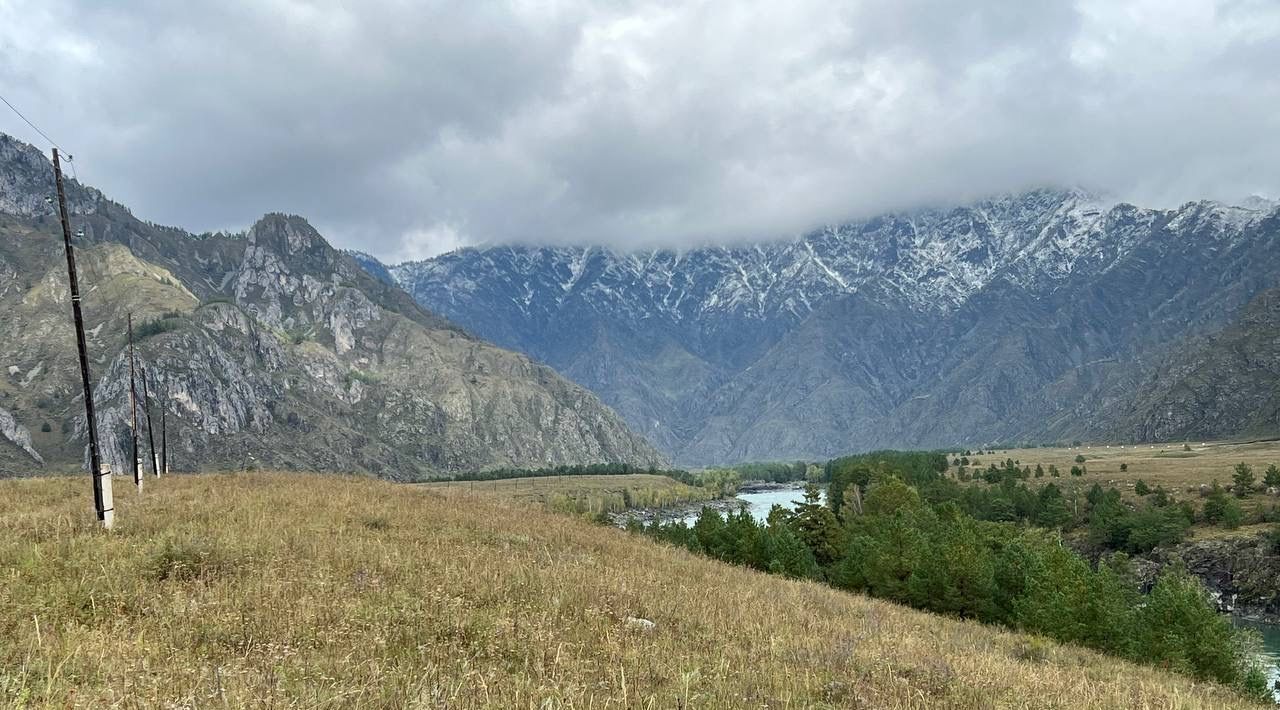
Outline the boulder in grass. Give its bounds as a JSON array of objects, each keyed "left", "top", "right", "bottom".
[{"left": 624, "top": 616, "right": 656, "bottom": 633}]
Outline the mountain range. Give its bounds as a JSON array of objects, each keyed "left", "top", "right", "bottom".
[
  {"left": 374, "top": 189, "right": 1280, "bottom": 465},
  {"left": 5, "top": 123, "right": 1277, "bottom": 474},
  {"left": 0, "top": 133, "right": 664, "bottom": 477}
]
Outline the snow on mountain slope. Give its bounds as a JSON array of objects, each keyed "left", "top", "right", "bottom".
[{"left": 378, "top": 189, "right": 1280, "bottom": 463}]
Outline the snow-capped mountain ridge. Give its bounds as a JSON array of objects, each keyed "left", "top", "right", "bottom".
[
  {"left": 391, "top": 189, "right": 1272, "bottom": 328},
  {"left": 380, "top": 188, "right": 1280, "bottom": 464}
]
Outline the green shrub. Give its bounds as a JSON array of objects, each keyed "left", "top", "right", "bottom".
[{"left": 1203, "top": 486, "right": 1244, "bottom": 529}]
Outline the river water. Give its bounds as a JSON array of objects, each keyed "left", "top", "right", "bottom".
[
  {"left": 679, "top": 484, "right": 817, "bottom": 525},
  {"left": 1234, "top": 617, "right": 1280, "bottom": 702}
]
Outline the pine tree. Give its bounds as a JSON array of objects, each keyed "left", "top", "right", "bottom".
[
  {"left": 792, "top": 484, "right": 843, "bottom": 566},
  {"left": 1263, "top": 463, "right": 1280, "bottom": 488},
  {"left": 1232, "top": 462, "right": 1255, "bottom": 497},
  {"left": 1035, "top": 484, "right": 1072, "bottom": 529}
]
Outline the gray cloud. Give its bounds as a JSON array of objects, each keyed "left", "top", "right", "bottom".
[{"left": 2, "top": 0, "right": 1278, "bottom": 260}]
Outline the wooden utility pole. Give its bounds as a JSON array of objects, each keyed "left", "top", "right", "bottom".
[
  {"left": 160, "top": 393, "right": 168, "bottom": 475},
  {"left": 52, "top": 148, "right": 112, "bottom": 528},
  {"left": 127, "top": 314, "right": 142, "bottom": 491},
  {"left": 139, "top": 363, "right": 159, "bottom": 477}
]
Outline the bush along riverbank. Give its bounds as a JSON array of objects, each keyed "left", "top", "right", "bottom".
[{"left": 633, "top": 455, "right": 1278, "bottom": 705}]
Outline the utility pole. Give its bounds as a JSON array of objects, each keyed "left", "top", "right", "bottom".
[
  {"left": 139, "top": 363, "right": 159, "bottom": 477},
  {"left": 52, "top": 148, "right": 112, "bottom": 528},
  {"left": 160, "top": 392, "right": 168, "bottom": 475},
  {"left": 127, "top": 314, "right": 142, "bottom": 491}
]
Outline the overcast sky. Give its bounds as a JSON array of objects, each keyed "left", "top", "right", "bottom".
[{"left": 2, "top": 1, "right": 1279, "bottom": 261}]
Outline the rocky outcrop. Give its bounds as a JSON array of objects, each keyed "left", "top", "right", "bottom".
[
  {"left": 0, "top": 133, "right": 101, "bottom": 217},
  {"left": 1129, "top": 534, "right": 1280, "bottom": 623},
  {"left": 0, "top": 132, "right": 666, "bottom": 477},
  {"left": 0, "top": 406, "right": 43, "bottom": 465}
]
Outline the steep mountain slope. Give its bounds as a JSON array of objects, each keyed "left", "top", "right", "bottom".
[
  {"left": 1087, "top": 285, "right": 1280, "bottom": 442},
  {"left": 0, "top": 134, "right": 664, "bottom": 476},
  {"left": 387, "top": 191, "right": 1280, "bottom": 463}
]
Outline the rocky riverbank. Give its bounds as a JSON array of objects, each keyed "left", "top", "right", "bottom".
[
  {"left": 1129, "top": 533, "right": 1280, "bottom": 624},
  {"left": 607, "top": 495, "right": 745, "bottom": 527}
]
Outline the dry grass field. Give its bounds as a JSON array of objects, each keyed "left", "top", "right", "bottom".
[
  {"left": 0, "top": 472, "right": 1269, "bottom": 708},
  {"left": 419, "top": 473, "right": 715, "bottom": 516},
  {"left": 950, "top": 439, "right": 1280, "bottom": 514}
]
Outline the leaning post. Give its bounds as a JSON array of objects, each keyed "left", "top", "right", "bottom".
[{"left": 52, "top": 148, "right": 111, "bottom": 528}]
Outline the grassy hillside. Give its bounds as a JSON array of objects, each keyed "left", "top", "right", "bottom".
[{"left": 0, "top": 473, "right": 1268, "bottom": 708}]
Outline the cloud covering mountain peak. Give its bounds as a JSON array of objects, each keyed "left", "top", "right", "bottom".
[{"left": 2, "top": 1, "right": 1277, "bottom": 260}]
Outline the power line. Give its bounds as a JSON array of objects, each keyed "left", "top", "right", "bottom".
[
  {"left": 0, "top": 92, "right": 79, "bottom": 180},
  {"left": 0, "top": 91, "right": 61, "bottom": 150}
]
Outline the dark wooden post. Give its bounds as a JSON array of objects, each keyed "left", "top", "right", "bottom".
[
  {"left": 140, "top": 364, "right": 159, "bottom": 477},
  {"left": 52, "top": 148, "right": 111, "bottom": 527},
  {"left": 127, "top": 314, "right": 141, "bottom": 491}
]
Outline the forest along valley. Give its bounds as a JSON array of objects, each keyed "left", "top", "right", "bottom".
[{"left": 424, "top": 439, "right": 1280, "bottom": 702}]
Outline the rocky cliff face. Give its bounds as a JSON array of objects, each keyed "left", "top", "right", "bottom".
[
  {"left": 386, "top": 191, "right": 1280, "bottom": 464},
  {"left": 1126, "top": 534, "right": 1280, "bottom": 623},
  {"left": 0, "top": 134, "right": 665, "bottom": 477}
]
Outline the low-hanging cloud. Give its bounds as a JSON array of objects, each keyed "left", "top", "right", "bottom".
[{"left": 2, "top": 0, "right": 1278, "bottom": 261}]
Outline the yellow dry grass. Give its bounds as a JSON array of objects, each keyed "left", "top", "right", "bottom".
[
  {"left": 0, "top": 473, "right": 1267, "bottom": 708},
  {"left": 951, "top": 439, "right": 1280, "bottom": 512}
]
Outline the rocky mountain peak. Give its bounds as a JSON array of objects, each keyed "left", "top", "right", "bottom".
[
  {"left": 0, "top": 131, "right": 666, "bottom": 476},
  {"left": 248, "top": 213, "right": 329, "bottom": 257},
  {"left": 0, "top": 133, "right": 101, "bottom": 217}
]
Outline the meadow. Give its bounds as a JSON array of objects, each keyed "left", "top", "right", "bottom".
[
  {"left": 950, "top": 439, "right": 1280, "bottom": 517},
  {"left": 0, "top": 472, "right": 1270, "bottom": 708}
]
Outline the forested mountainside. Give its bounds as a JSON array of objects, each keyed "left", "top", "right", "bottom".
[{"left": 0, "top": 133, "right": 665, "bottom": 477}]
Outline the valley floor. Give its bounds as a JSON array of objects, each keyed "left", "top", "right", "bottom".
[
  {"left": 0, "top": 473, "right": 1268, "bottom": 708},
  {"left": 950, "top": 439, "right": 1280, "bottom": 520}
]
